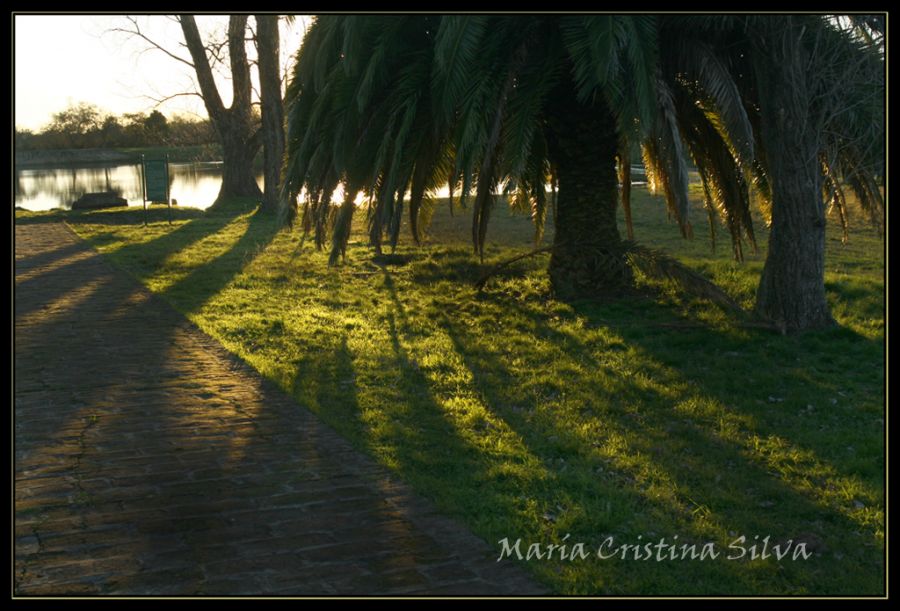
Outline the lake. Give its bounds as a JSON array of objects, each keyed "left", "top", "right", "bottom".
[{"left": 14, "top": 161, "right": 262, "bottom": 211}]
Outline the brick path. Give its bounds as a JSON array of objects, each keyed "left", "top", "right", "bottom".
[{"left": 14, "top": 223, "right": 543, "bottom": 596}]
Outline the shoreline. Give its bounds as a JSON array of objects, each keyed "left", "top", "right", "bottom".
[{"left": 15, "top": 145, "right": 222, "bottom": 169}]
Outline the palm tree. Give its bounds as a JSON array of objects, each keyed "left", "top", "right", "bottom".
[
  {"left": 283, "top": 15, "right": 686, "bottom": 296},
  {"left": 657, "top": 15, "right": 884, "bottom": 332},
  {"left": 283, "top": 15, "right": 884, "bottom": 331},
  {"left": 746, "top": 16, "right": 884, "bottom": 332}
]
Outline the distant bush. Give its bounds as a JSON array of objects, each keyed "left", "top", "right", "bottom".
[{"left": 15, "top": 102, "right": 217, "bottom": 151}]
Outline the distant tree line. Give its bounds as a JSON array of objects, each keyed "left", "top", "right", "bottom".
[{"left": 15, "top": 102, "right": 217, "bottom": 151}]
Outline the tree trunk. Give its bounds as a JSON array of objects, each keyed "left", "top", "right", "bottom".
[
  {"left": 752, "top": 18, "right": 833, "bottom": 332},
  {"left": 256, "top": 15, "right": 285, "bottom": 215},
  {"left": 546, "top": 83, "right": 631, "bottom": 299},
  {"left": 755, "top": 173, "right": 832, "bottom": 333},
  {"left": 217, "top": 115, "right": 262, "bottom": 202}
]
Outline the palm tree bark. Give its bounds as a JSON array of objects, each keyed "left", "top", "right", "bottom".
[
  {"left": 547, "top": 83, "right": 631, "bottom": 299},
  {"left": 752, "top": 18, "right": 834, "bottom": 332}
]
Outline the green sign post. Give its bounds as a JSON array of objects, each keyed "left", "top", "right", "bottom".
[{"left": 140, "top": 155, "right": 171, "bottom": 225}]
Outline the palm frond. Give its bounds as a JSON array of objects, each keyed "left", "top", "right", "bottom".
[
  {"left": 641, "top": 77, "right": 691, "bottom": 236},
  {"left": 561, "top": 15, "right": 658, "bottom": 135},
  {"left": 668, "top": 38, "right": 755, "bottom": 164},
  {"left": 431, "top": 16, "right": 491, "bottom": 122},
  {"left": 674, "top": 85, "right": 756, "bottom": 260},
  {"left": 626, "top": 242, "right": 746, "bottom": 315},
  {"left": 471, "top": 38, "right": 531, "bottom": 259}
]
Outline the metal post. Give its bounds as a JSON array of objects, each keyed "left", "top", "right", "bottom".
[
  {"left": 166, "top": 154, "right": 172, "bottom": 225},
  {"left": 140, "top": 154, "right": 147, "bottom": 227}
]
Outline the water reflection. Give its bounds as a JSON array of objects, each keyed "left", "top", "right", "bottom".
[
  {"left": 14, "top": 162, "right": 263, "bottom": 212},
  {"left": 16, "top": 162, "right": 650, "bottom": 213}
]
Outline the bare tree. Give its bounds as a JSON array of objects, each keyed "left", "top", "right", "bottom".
[
  {"left": 110, "top": 15, "right": 290, "bottom": 210},
  {"left": 179, "top": 15, "right": 262, "bottom": 204}
]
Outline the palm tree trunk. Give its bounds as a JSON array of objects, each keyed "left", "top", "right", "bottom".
[
  {"left": 547, "top": 90, "right": 631, "bottom": 299},
  {"left": 754, "top": 126, "right": 832, "bottom": 332},
  {"left": 755, "top": 168, "right": 832, "bottom": 333},
  {"left": 752, "top": 18, "right": 833, "bottom": 332}
]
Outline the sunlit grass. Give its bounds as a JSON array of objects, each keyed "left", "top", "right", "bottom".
[{"left": 25, "top": 184, "right": 884, "bottom": 595}]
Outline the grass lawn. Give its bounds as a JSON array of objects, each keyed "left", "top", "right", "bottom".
[{"left": 16, "top": 185, "right": 885, "bottom": 595}]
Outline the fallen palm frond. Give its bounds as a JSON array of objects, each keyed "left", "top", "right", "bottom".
[
  {"left": 622, "top": 241, "right": 746, "bottom": 316},
  {"left": 473, "top": 246, "right": 553, "bottom": 291}
]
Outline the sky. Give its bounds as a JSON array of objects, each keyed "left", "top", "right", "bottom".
[{"left": 14, "top": 14, "right": 308, "bottom": 131}]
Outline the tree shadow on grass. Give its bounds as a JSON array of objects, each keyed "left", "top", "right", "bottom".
[
  {"left": 160, "top": 207, "right": 281, "bottom": 314},
  {"left": 15, "top": 206, "right": 205, "bottom": 227},
  {"left": 282, "top": 332, "right": 543, "bottom": 594},
  {"left": 478, "top": 280, "right": 884, "bottom": 486},
  {"left": 349, "top": 271, "right": 765, "bottom": 592},
  {"left": 70, "top": 200, "right": 259, "bottom": 281},
  {"left": 309, "top": 234, "right": 883, "bottom": 593},
  {"left": 287, "top": 289, "right": 517, "bottom": 522},
  {"left": 280, "top": 270, "right": 568, "bottom": 572},
  {"left": 14, "top": 208, "right": 202, "bottom": 303},
  {"left": 433, "top": 286, "right": 884, "bottom": 594},
  {"left": 277, "top": 234, "right": 880, "bottom": 594}
]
